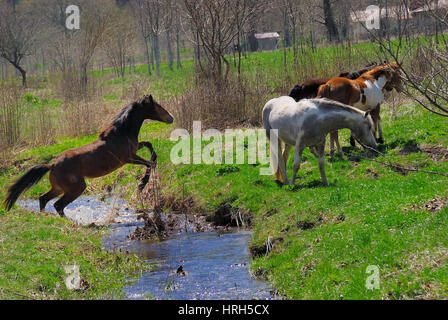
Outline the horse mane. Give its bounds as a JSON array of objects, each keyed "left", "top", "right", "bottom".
[
  {"left": 338, "top": 61, "right": 383, "bottom": 80},
  {"left": 361, "top": 63, "right": 397, "bottom": 81},
  {"left": 99, "top": 102, "right": 139, "bottom": 139},
  {"left": 312, "top": 98, "right": 366, "bottom": 116}
]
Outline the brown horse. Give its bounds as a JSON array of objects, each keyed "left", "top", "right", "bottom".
[
  {"left": 288, "top": 62, "right": 381, "bottom": 102},
  {"left": 288, "top": 63, "right": 385, "bottom": 153},
  {"left": 4, "top": 95, "right": 174, "bottom": 217},
  {"left": 317, "top": 63, "right": 402, "bottom": 154}
]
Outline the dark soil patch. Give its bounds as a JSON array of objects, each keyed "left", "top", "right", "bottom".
[
  {"left": 208, "top": 197, "right": 253, "bottom": 228},
  {"left": 421, "top": 145, "right": 448, "bottom": 162},
  {"left": 410, "top": 197, "right": 448, "bottom": 213},
  {"left": 129, "top": 210, "right": 168, "bottom": 240},
  {"left": 366, "top": 168, "right": 380, "bottom": 178},
  {"left": 397, "top": 142, "right": 448, "bottom": 162},
  {"left": 250, "top": 236, "right": 284, "bottom": 258},
  {"left": 297, "top": 220, "right": 315, "bottom": 230},
  {"left": 398, "top": 141, "right": 421, "bottom": 155},
  {"left": 129, "top": 209, "right": 224, "bottom": 241}
]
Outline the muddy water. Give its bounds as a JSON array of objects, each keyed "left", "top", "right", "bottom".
[{"left": 19, "top": 197, "right": 272, "bottom": 300}]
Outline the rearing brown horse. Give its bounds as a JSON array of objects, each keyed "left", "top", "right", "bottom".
[{"left": 4, "top": 95, "right": 174, "bottom": 217}]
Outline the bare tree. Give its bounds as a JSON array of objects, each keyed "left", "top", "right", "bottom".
[
  {"left": 129, "top": 0, "right": 152, "bottom": 76},
  {"left": 0, "top": 0, "right": 40, "bottom": 86},
  {"left": 321, "top": 0, "right": 339, "bottom": 42},
  {"left": 173, "top": 1, "right": 183, "bottom": 70},
  {"left": 162, "top": 0, "right": 175, "bottom": 71},
  {"left": 365, "top": 0, "right": 448, "bottom": 117},
  {"left": 183, "top": 0, "right": 265, "bottom": 83},
  {"left": 75, "top": 0, "right": 112, "bottom": 93},
  {"left": 102, "top": 7, "right": 136, "bottom": 78},
  {"left": 130, "top": 0, "right": 166, "bottom": 76}
]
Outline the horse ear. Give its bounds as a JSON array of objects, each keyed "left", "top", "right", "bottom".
[{"left": 143, "top": 95, "right": 153, "bottom": 104}]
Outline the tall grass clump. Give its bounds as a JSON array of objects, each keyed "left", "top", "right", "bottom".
[
  {"left": 170, "top": 71, "right": 272, "bottom": 131},
  {"left": 0, "top": 83, "right": 24, "bottom": 149}
]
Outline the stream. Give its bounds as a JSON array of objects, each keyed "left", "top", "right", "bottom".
[{"left": 19, "top": 197, "right": 273, "bottom": 300}]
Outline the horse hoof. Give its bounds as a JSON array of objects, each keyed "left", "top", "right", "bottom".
[
  {"left": 377, "top": 138, "right": 384, "bottom": 144},
  {"left": 349, "top": 137, "right": 356, "bottom": 147},
  {"left": 138, "top": 184, "right": 146, "bottom": 192}
]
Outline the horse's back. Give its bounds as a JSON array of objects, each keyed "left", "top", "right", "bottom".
[
  {"left": 51, "top": 138, "right": 128, "bottom": 179},
  {"left": 263, "top": 97, "right": 320, "bottom": 145},
  {"left": 318, "top": 77, "right": 362, "bottom": 105}
]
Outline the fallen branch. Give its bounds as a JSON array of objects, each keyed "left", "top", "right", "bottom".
[{"left": 345, "top": 141, "right": 448, "bottom": 178}]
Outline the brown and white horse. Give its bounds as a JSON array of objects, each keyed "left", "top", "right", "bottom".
[
  {"left": 317, "top": 62, "right": 403, "bottom": 155},
  {"left": 288, "top": 62, "right": 381, "bottom": 102},
  {"left": 288, "top": 63, "right": 386, "bottom": 152}
]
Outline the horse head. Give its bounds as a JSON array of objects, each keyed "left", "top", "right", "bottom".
[
  {"left": 384, "top": 63, "right": 404, "bottom": 93},
  {"left": 352, "top": 112, "right": 377, "bottom": 151},
  {"left": 288, "top": 84, "right": 303, "bottom": 102},
  {"left": 141, "top": 95, "right": 174, "bottom": 124}
]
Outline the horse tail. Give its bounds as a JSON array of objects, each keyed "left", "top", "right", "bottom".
[
  {"left": 3, "top": 164, "right": 51, "bottom": 211},
  {"left": 273, "top": 140, "right": 284, "bottom": 183},
  {"left": 263, "top": 101, "right": 285, "bottom": 183}
]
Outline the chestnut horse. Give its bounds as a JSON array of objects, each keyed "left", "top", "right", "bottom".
[
  {"left": 317, "top": 63, "right": 403, "bottom": 155},
  {"left": 288, "top": 62, "right": 381, "bottom": 102},
  {"left": 4, "top": 95, "right": 174, "bottom": 217}
]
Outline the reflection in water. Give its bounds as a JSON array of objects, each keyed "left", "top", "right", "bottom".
[{"left": 19, "top": 196, "right": 272, "bottom": 300}]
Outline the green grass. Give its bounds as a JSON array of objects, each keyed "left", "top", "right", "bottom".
[
  {"left": 3, "top": 103, "right": 446, "bottom": 300},
  {"left": 2, "top": 41, "right": 448, "bottom": 299},
  {"left": 0, "top": 206, "right": 150, "bottom": 299}
]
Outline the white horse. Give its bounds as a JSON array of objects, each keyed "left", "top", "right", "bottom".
[{"left": 262, "top": 97, "right": 377, "bottom": 186}]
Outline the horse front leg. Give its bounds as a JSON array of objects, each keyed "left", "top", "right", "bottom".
[
  {"left": 370, "top": 105, "right": 383, "bottom": 143},
  {"left": 138, "top": 141, "right": 157, "bottom": 163},
  {"left": 290, "top": 140, "right": 304, "bottom": 185},
  {"left": 137, "top": 141, "right": 158, "bottom": 191},
  {"left": 128, "top": 142, "right": 157, "bottom": 192},
  {"left": 315, "top": 144, "right": 328, "bottom": 186}
]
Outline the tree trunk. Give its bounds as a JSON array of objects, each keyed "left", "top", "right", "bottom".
[
  {"left": 237, "top": 32, "right": 242, "bottom": 76},
  {"left": 167, "top": 29, "right": 174, "bottom": 71},
  {"left": 153, "top": 34, "right": 160, "bottom": 76},
  {"left": 13, "top": 63, "right": 27, "bottom": 87},
  {"left": 323, "top": 0, "right": 339, "bottom": 42},
  {"left": 149, "top": 36, "right": 155, "bottom": 72},
  {"left": 176, "top": 30, "right": 182, "bottom": 70},
  {"left": 80, "top": 63, "right": 88, "bottom": 94},
  {"left": 248, "top": 32, "right": 258, "bottom": 52}
]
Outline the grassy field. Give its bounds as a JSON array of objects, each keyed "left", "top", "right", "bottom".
[
  {"left": 1, "top": 43, "right": 448, "bottom": 299},
  {"left": 2, "top": 101, "right": 447, "bottom": 299}
]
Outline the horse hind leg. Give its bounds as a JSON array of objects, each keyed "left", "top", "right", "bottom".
[
  {"left": 39, "top": 188, "right": 62, "bottom": 212},
  {"left": 54, "top": 178, "right": 86, "bottom": 218},
  {"left": 316, "top": 144, "right": 329, "bottom": 186},
  {"left": 290, "top": 140, "right": 304, "bottom": 185},
  {"left": 334, "top": 131, "right": 342, "bottom": 155},
  {"left": 276, "top": 143, "right": 289, "bottom": 185},
  {"left": 377, "top": 120, "right": 384, "bottom": 144},
  {"left": 330, "top": 131, "right": 342, "bottom": 156}
]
